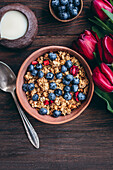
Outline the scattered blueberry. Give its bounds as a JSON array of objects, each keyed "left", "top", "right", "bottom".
[
  {"left": 64, "top": 86, "right": 71, "bottom": 92},
  {"left": 46, "top": 72, "right": 54, "bottom": 80},
  {"left": 62, "top": 78, "right": 70, "bottom": 85},
  {"left": 56, "top": 72, "right": 63, "bottom": 79},
  {"left": 32, "top": 94, "right": 39, "bottom": 101},
  {"left": 52, "top": 0, "right": 60, "bottom": 9},
  {"left": 78, "top": 93, "right": 86, "bottom": 101},
  {"left": 28, "top": 83, "right": 35, "bottom": 91},
  {"left": 49, "top": 52, "right": 57, "bottom": 61},
  {"left": 74, "top": 0, "right": 80, "bottom": 6},
  {"left": 63, "top": 92, "right": 72, "bottom": 100},
  {"left": 59, "top": 12, "right": 69, "bottom": 20},
  {"left": 60, "top": 0, "right": 68, "bottom": 5},
  {"left": 61, "top": 65, "right": 67, "bottom": 73},
  {"left": 65, "top": 74, "right": 73, "bottom": 81},
  {"left": 50, "top": 82, "right": 57, "bottom": 90},
  {"left": 65, "top": 60, "right": 72, "bottom": 68},
  {"left": 31, "top": 69, "right": 38, "bottom": 76},
  {"left": 36, "top": 63, "right": 42, "bottom": 70},
  {"left": 22, "top": 84, "right": 28, "bottom": 92},
  {"left": 53, "top": 110, "right": 61, "bottom": 117},
  {"left": 38, "top": 71, "right": 44, "bottom": 78},
  {"left": 48, "top": 93, "right": 56, "bottom": 100},
  {"left": 39, "top": 108, "right": 48, "bottom": 115},
  {"left": 71, "top": 85, "right": 78, "bottom": 92},
  {"left": 28, "top": 64, "right": 34, "bottom": 72},
  {"left": 69, "top": 0, "right": 73, "bottom": 3},
  {"left": 72, "top": 77, "right": 79, "bottom": 84},
  {"left": 70, "top": 7, "right": 78, "bottom": 16},
  {"left": 58, "top": 6, "right": 66, "bottom": 12},
  {"left": 54, "top": 89, "right": 62, "bottom": 96}
]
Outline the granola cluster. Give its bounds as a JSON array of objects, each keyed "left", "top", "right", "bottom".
[{"left": 23, "top": 51, "right": 89, "bottom": 117}]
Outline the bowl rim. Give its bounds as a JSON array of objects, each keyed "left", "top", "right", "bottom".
[
  {"left": 49, "top": 0, "right": 83, "bottom": 22},
  {"left": 16, "top": 46, "right": 94, "bottom": 124}
]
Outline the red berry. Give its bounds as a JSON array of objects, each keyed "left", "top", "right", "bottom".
[
  {"left": 70, "top": 92, "right": 73, "bottom": 96},
  {"left": 44, "top": 60, "right": 49, "bottom": 65},
  {"left": 44, "top": 100, "right": 49, "bottom": 105},
  {"left": 70, "top": 65, "right": 79, "bottom": 76},
  {"left": 50, "top": 100, "right": 54, "bottom": 104},
  {"left": 32, "top": 61, "right": 38, "bottom": 65},
  {"left": 75, "top": 92, "right": 79, "bottom": 102}
]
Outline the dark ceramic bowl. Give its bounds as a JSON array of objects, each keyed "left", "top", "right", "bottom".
[
  {"left": 16, "top": 46, "right": 94, "bottom": 124},
  {"left": 49, "top": 0, "right": 83, "bottom": 22}
]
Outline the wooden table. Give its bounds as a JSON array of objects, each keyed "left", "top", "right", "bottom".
[{"left": 0, "top": 0, "right": 113, "bottom": 169}]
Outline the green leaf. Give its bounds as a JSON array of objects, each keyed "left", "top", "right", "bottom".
[
  {"left": 95, "top": 86, "right": 113, "bottom": 113},
  {"left": 109, "top": 0, "right": 113, "bottom": 6},
  {"left": 92, "top": 26, "right": 105, "bottom": 38},
  {"left": 102, "top": 8, "right": 113, "bottom": 22}
]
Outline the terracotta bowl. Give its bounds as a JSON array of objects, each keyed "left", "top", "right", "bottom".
[
  {"left": 49, "top": 0, "right": 83, "bottom": 22},
  {"left": 16, "top": 46, "right": 94, "bottom": 124}
]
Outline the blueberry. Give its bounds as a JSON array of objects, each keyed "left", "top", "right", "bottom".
[
  {"left": 28, "top": 64, "right": 34, "bottom": 72},
  {"left": 32, "top": 94, "right": 39, "bottom": 101},
  {"left": 63, "top": 92, "right": 72, "bottom": 100},
  {"left": 54, "top": 89, "right": 62, "bottom": 96},
  {"left": 48, "top": 52, "right": 57, "bottom": 61},
  {"left": 39, "top": 108, "right": 48, "bottom": 115},
  {"left": 78, "top": 93, "right": 86, "bottom": 101},
  {"left": 52, "top": 0, "right": 60, "bottom": 8},
  {"left": 36, "top": 63, "right": 42, "bottom": 70},
  {"left": 70, "top": 7, "right": 78, "bottom": 16},
  {"left": 53, "top": 110, "right": 61, "bottom": 117},
  {"left": 46, "top": 72, "right": 54, "bottom": 80},
  {"left": 50, "top": 82, "right": 57, "bottom": 90},
  {"left": 61, "top": 65, "right": 67, "bottom": 73},
  {"left": 62, "top": 78, "right": 70, "bottom": 85},
  {"left": 74, "top": 0, "right": 80, "bottom": 6},
  {"left": 72, "top": 77, "right": 79, "bottom": 84},
  {"left": 64, "top": 86, "right": 71, "bottom": 92},
  {"left": 60, "top": 0, "right": 68, "bottom": 5},
  {"left": 56, "top": 72, "right": 63, "bottom": 79},
  {"left": 59, "top": 12, "right": 69, "bottom": 20},
  {"left": 71, "top": 85, "right": 78, "bottom": 92},
  {"left": 22, "top": 84, "right": 28, "bottom": 92},
  {"left": 28, "top": 83, "right": 35, "bottom": 91},
  {"left": 65, "top": 74, "right": 74, "bottom": 81},
  {"left": 67, "top": 3, "right": 74, "bottom": 12},
  {"left": 48, "top": 93, "right": 56, "bottom": 100},
  {"left": 65, "top": 60, "right": 72, "bottom": 68},
  {"left": 38, "top": 71, "right": 44, "bottom": 78},
  {"left": 31, "top": 69, "right": 38, "bottom": 76},
  {"left": 58, "top": 6, "right": 66, "bottom": 12}
]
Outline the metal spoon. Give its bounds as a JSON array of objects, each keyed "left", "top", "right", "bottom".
[{"left": 0, "top": 61, "right": 39, "bottom": 149}]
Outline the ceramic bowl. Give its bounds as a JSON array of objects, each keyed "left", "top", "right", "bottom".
[
  {"left": 16, "top": 46, "right": 94, "bottom": 124},
  {"left": 49, "top": 0, "right": 83, "bottom": 22}
]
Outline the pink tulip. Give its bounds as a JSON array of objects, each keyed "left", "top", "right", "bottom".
[
  {"left": 72, "top": 30, "right": 98, "bottom": 60},
  {"left": 97, "top": 36, "right": 113, "bottom": 63},
  {"left": 92, "top": 0, "right": 113, "bottom": 21}
]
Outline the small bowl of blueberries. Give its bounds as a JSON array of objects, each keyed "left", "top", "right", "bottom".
[{"left": 49, "top": 0, "right": 83, "bottom": 22}]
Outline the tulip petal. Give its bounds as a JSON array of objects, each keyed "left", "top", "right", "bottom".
[
  {"left": 97, "top": 38, "right": 103, "bottom": 62},
  {"left": 104, "top": 36, "right": 113, "bottom": 56}
]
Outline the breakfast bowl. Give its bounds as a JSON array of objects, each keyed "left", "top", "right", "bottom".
[
  {"left": 49, "top": 0, "right": 83, "bottom": 22},
  {"left": 16, "top": 46, "right": 94, "bottom": 124}
]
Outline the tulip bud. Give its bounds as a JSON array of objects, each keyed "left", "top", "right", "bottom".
[
  {"left": 93, "top": 66, "right": 113, "bottom": 92},
  {"left": 97, "top": 36, "right": 113, "bottom": 64},
  {"left": 72, "top": 30, "right": 98, "bottom": 60},
  {"left": 92, "top": 0, "right": 113, "bottom": 21}
]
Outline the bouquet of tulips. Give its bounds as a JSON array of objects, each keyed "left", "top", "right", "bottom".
[{"left": 72, "top": 0, "right": 113, "bottom": 113}]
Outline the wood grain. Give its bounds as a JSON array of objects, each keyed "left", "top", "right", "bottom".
[{"left": 0, "top": 0, "right": 113, "bottom": 170}]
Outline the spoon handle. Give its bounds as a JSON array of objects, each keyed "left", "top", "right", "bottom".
[{"left": 11, "top": 91, "right": 39, "bottom": 149}]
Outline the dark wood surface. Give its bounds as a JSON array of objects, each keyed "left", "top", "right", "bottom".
[{"left": 0, "top": 0, "right": 113, "bottom": 170}]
